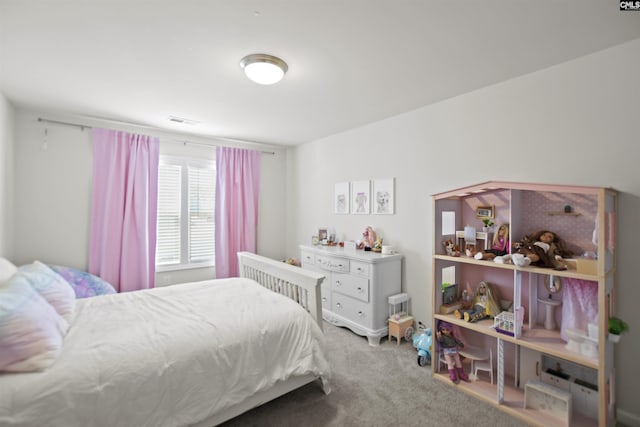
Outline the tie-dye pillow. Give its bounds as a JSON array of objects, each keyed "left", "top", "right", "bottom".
[
  {"left": 48, "top": 265, "right": 116, "bottom": 298},
  {"left": 18, "top": 261, "right": 76, "bottom": 324},
  {"left": 0, "top": 274, "right": 68, "bottom": 372},
  {"left": 0, "top": 257, "right": 18, "bottom": 283}
]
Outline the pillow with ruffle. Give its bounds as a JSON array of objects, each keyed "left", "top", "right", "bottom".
[
  {"left": 48, "top": 265, "right": 116, "bottom": 298},
  {"left": 0, "top": 274, "right": 68, "bottom": 372},
  {"left": 18, "top": 261, "right": 76, "bottom": 324}
]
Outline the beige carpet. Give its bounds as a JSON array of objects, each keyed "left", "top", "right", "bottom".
[{"left": 220, "top": 322, "right": 525, "bottom": 427}]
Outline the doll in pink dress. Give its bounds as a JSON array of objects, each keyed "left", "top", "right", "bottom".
[{"left": 474, "top": 224, "right": 509, "bottom": 261}]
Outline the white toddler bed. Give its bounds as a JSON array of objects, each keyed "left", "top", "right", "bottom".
[{"left": 0, "top": 252, "right": 330, "bottom": 427}]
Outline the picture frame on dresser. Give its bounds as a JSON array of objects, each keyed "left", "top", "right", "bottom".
[{"left": 318, "top": 228, "right": 328, "bottom": 243}]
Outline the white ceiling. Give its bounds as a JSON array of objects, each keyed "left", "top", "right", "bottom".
[{"left": 1, "top": 1, "right": 639, "bottom": 147}]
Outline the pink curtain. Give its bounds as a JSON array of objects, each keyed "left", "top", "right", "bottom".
[
  {"left": 215, "top": 147, "right": 261, "bottom": 278},
  {"left": 89, "top": 128, "right": 159, "bottom": 292},
  {"left": 560, "top": 278, "right": 598, "bottom": 342}
]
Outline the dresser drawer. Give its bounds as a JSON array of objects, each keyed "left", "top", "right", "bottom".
[
  {"left": 541, "top": 372, "right": 571, "bottom": 391},
  {"left": 332, "top": 272, "right": 369, "bottom": 302},
  {"left": 332, "top": 293, "right": 373, "bottom": 329},
  {"left": 300, "top": 250, "right": 315, "bottom": 266},
  {"left": 321, "top": 282, "right": 331, "bottom": 310},
  {"left": 315, "top": 255, "right": 349, "bottom": 272},
  {"left": 350, "top": 260, "right": 369, "bottom": 277}
]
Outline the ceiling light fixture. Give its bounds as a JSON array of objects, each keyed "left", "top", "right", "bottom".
[{"left": 240, "top": 53, "right": 288, "bottom": 85}]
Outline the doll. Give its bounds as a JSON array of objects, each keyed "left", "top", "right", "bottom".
[
  {"left": 454, "top": 281, "right": 501, "bottom": 323},
  {"left": 505, "top": 230, "right": 571, "bottom": 269},
  {"left": 474, "top": 224, "right": 509, "bottom": 261},
  {"left": 358, "top": 226, "right": 377, "bottom": 249},
  {"left": 436, "top": 321, "right": 469, "bottom": 384}
]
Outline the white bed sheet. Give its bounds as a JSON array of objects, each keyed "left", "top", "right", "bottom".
[{"left": 0, "top": 278, "right": 331, "bottom": 427}]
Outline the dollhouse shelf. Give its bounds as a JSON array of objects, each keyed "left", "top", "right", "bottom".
[{"left": 547, "top": 211, "right": 581, "bottom": 216}]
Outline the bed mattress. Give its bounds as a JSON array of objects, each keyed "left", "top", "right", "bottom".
[{"left": 0, "top": 278, "right": 331, "bottom": 427}]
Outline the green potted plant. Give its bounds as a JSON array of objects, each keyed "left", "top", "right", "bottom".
[
  {"left": 481, "top": 217, "right": 494, "bottom": 232},
  {"left": 608, "top": 316, "right": 629, "bottom": 343}
]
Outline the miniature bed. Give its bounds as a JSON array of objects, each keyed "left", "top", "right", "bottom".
[{"left": 0, "top": 252, "right": 330, "bottom": 427}]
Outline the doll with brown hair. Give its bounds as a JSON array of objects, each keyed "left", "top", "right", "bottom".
[
  {"left": 436, "top": 321, "right": 469, "bottom": 384},
  {"left": 474, "top": 224, "right": 509, "bottom": 261},
  {"left": 499, "top": 230, "right": 571, "bottom": 270}
]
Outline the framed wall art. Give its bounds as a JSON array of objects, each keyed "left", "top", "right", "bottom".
[
  {"left": 351, "top": 180, "right": 370, "bottom": 214},
  {"left": 373, "top": 178, "right": 394, "bottom": 214},
  {"left": 333, "top": 182, "right": 350, "bottom": 214},
  {"left": 476, "top": 205, "right": 494, "bottom": 218}
]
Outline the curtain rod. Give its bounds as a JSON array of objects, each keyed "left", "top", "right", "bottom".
[{"left": 37, "top": 117, "right": 276, "bottom": 155}]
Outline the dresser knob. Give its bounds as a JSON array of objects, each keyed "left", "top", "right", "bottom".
[
  {"left": 322, "top": 297, "right": 327, "bottom": 302},
  {"left": 357, "top": 311, "right": 364, "bottom": 317},
  {"left": 336, "top": 302, "right": 342, "bottom": 309},
  {"left": 357, "top": 287, "right": 363, "bottom": 293},
  {"left": 335, "top": 280, "right": 341, "bottom": 286}
]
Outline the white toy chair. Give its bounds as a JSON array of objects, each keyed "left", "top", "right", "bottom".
[
  {"left": 473, "top": 347, "right": 493, "bottom": 384},
  {"left": 437, "top": 349, "right": 448, "bottom": 372}
]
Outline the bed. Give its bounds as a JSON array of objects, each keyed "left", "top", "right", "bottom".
[{"left": 0, "top": 252, "right": 330, "bottom": 427}]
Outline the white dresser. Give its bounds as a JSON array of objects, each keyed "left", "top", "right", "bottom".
[{"left": 300, "top": 245, "right": 402, "bottom": 346}]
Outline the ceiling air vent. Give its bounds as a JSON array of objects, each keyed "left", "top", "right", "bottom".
[{"left": 168, "top": 116, "right": 200, "bottom": 126}]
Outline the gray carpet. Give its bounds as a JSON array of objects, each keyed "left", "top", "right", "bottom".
[{"left": 220, "top": 322, "right": 524, "bottom": 427}]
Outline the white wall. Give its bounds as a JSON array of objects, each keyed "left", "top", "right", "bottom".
[
  {"left": 11, "top": 110, "right": 288, "bottom": 283},
  {"left": 287, "top": 39, "right": 640, "bottom": 423},
  {"left": 0, "top": 93, "right": 15, "bottom": 258},
  {"left": 13, "top": 112, "right": 93, "bottom": 268}
]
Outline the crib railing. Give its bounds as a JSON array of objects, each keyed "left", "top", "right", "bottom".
[{"left": 237, "top": 252, "right": 325, "bottom": 330}]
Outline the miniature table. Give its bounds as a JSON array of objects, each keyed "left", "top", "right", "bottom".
[
  {"left": 458, "top": 345, "right": 489, "bottom": 379},
  {"left": 455, "top": 230, "right": 491, "bottom": 252}
]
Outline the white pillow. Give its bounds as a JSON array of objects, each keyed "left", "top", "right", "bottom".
[
  {"left": 0, "top": 257, "right": 18, "bottom": 283},
  {"left": 0, "top": 274, "right": 68, "bottom": 372},
  {"left": 18, "top": 261, "right": 76, "bottom": 324}
]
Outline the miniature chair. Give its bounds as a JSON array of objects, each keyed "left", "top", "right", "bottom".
[
  {"left": 473, "top": 347, "right": 493, "bottom": 384},
  {"left": 463, "top": 226, "right": 477, "bottom": 256},
  {"left": 437, "top": 349, "right": 447, "bottom": 373}
]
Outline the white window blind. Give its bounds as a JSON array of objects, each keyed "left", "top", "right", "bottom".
[
  {"left": 156, "top": 156, "right": 215, "bottom": 270},
  {"left": 156, "top": 164, "right": 182, "bottom": 266},
  {"left": 188, "top": 166, "right": 215, "bottom": 263}
]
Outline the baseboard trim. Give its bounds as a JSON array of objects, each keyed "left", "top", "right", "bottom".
[{"left": 618, "top": 408, "right": 640, "bottom": 427}]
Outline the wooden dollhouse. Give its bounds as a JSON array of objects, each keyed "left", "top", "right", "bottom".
[{"left": 431, "top": 181, "right": 616, "bottom": 427}]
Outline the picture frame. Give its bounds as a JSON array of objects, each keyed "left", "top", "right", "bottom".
[
  {"left": 372, "top": 178, "right": 395, "bottom": 215},
  {"left": 476, "top": 205, "right": 494, "bottom": 218},
  {"left": 442, "top": 283, "right": 459, "bottom": 305},
  {"left": 318, "top": 228, "right": 328, "bottom": 242},
  {"left": 351, "top": 180, "right": 370, "bottom": 214},
  {"left": 333, "top": 182, "right": 350, "bottom": 214}
]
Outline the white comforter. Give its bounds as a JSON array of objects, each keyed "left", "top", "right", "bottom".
[{"left": 0, "top": 278, "right": 331, "bottom": 427}]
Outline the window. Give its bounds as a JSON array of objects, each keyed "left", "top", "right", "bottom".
[{"left": 156, "top": 156, "right": 216, "bottom": 270}]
